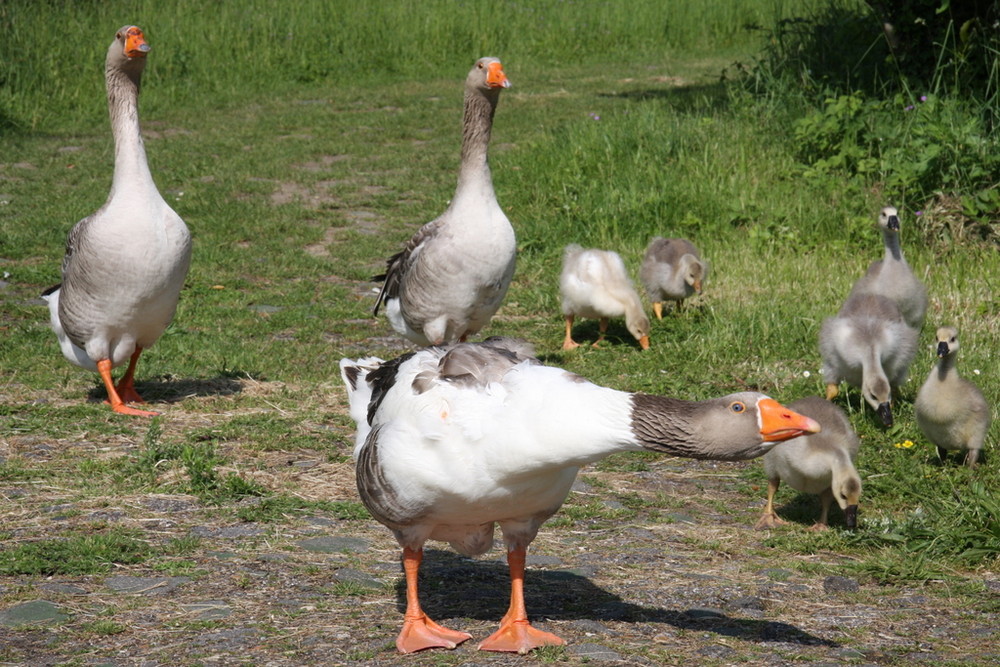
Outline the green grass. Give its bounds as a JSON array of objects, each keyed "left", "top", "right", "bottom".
[{"left": 0, "top": 529, "right": 150, "bottom": 576}]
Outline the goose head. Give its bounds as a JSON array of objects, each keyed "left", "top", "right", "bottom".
[
  {"left": 633, "top": 392, "right": 822, "bottom": 461},
  {"left": 935, "top": 326, "right": 959, "bottom": 358},
  {"left": 878, "top": 205, "right": 900, "bottom": 233},
  {"left": 469, "top": 57, "right": 511, "bottom": 92},
  {"left": 109, "top": 26, "right": 150, "bottom": 73}
]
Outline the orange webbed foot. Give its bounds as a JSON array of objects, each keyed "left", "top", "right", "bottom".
[
  {"left": 109, "top": 402, "right": 161, "bottom": 417},
  {"left": 754, "top": 512, "right": 788, "bottom": 530},
  {"left": 478, "top": 619, "right": 566, "bottom": 654},
  {"left": 396, "top": 614, "right": 471, "bottom": 653}
]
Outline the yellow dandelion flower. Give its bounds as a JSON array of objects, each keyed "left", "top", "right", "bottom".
[{"left": 893, "top": 440, "right": 916, "bottom": 449}]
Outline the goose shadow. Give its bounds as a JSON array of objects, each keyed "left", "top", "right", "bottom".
[
  {"left": 85, "top": 371, "right": 249, "bottom": 405},
  {"left": 393, "top": 549, "right": 836, "bottom": 648}
]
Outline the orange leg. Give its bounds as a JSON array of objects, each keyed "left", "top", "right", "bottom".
[
  {"left": 478, "top": 546, "right": 565, "bottom": 653},
  {"left": 754, "top": 478, "right": 787, "bottom": 530},
  {"left": 561, "top": 315, "right": 580, "bottom": 350},
  {"left": 652, "top": 302, "right": 663, "bottom": 320},
  {"left": 97, "top": 358, "right": 159, "bottom": 417},
  {"left": 591, "top": 318, "right": 608, "bottom": 348},
  {"left": 115, "top": 348, "right": 146, "bottom": 404},
  {"left": 396, "top": 547, "right": 471, "bottom": 653}
]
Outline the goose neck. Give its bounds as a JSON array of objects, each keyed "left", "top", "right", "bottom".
[
  {"left": 934, "top": 353, "right": 958, "bottom": 381},
  {"left": 630, "top": 394, "right": 704, "bottom": 458},
  {"left": 882, "top": 229, "right": 903, "bottom": 262},
  {"left": 453, "top": 88, "right": 499, "bottom": 202},
  {"left": 106, "top": 65, "right": 154, "bottom": 194}
]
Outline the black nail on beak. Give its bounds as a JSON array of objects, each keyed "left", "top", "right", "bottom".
[
  {"left": 876, "top": 402, "right": 893, "bottom": 427},
  {"left": 844, "top": 505, "right": 858, "bottom": 530}
]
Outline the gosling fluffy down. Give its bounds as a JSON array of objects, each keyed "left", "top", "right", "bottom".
[
  {"left": 915, "top": 327, "right": 992, "bottom": 467},
  {"left": 756, "top": 396, "right": 862, "bottom": 530}
]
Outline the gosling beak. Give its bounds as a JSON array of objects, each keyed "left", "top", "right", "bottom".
[
  {"left": 757, "top": 398, "right": 822, "bottom": 442},
  {"left": 844, "top": 505, "right": 858, "bottom": 530},
  {"left": 123, "top": 27, "right": 150, "bottom": 58},
  {"left": 887, "top": 214, "right": 900, "bottom": 231},
  {"left": 876, "top": 401, "right": 893, "bottom": 427},
  {"left": 638, "top": 335, "right": 650, "bottom": 351},
  {"left": 936, "top": 341, "right": 950, "bottom": 357},
  {"left": 486, "top": 61, "right": 511, "bottom": 89}
]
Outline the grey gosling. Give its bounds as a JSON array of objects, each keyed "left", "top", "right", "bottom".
[
  {"left": 819, "top": 291, "right": 918, "bottom": 426},
  {"left": 848, "top": 205, "right": 928, "bottom": 331},
  {"left": 756, "top": 396, "right": 862, "bottom": 530},
  {"left": 639, "top": 237, "right": 707, "bottom": 319}
]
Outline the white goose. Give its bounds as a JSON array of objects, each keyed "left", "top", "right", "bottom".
[
  {"left": 639, "top": 237, "right": 707, "bottom": 319},
  {"left": 560, "top": 244, "right": 650, "bottom": 350},
  {"left": 42, "top": 26, "right": 191, "bottom": 417},
  {"left": 340, "top": 338, "right": 821, "bottom": 654},
  {"left": 915, "top": 327, "right": 992, "bottom": 467},
  {"left": 755, "top": 396, "right": 862, "bottom": 531},
  {"left": 848, "top": 206, "right": 927, "bottom": 330},
  {"left": 373, "top": 57, "right": 515, "bottom": 346},
  {"left": 819, "top": 291, "right": 918, "bottom": 426}
]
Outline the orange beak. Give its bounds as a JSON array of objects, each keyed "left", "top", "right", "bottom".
[
  {"left": 638, "top": 335, "right": 650, "bottom": 350},
  {"left": 757, "top": 398, "right": 821, "bottom": 442},
  {"left": 486, "top": 61, "right": 511, "bottom": 89},
  {"left": 123, "top": 27, "right": 151, "bottom": 59}
]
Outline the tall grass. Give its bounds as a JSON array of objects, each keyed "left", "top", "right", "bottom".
[{"left": 0, "top": 0, "right": 823, "bottom": 132}]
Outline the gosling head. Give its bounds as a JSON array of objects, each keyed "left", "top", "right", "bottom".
[{"left": 878, "top": 205, "right": 900, "bottom": 233}]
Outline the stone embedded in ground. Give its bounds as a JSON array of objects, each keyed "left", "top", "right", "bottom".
[
  {"left": 104, "top": 576, "right": 190, "bottom": 596},
  {"left": 567, "top": 642, "right": 623, "bottom": 661},
  {"left": 190, "top": 524, "right": 265, "bottom": 539},
  {"left": 823, "top": 575, "right": 860, "bottom": 594},
  {"left": 698, "top": 644, "right": 736, "bottom": 659},
  {"left": 726, "top": 595, "right": 765, "bottom": 611},
  {"left": 525, "top": 554, "right": 563, "bottom": 567},
  {"left": 297, "top": 536, "right": 370, "bottom": 553},
  {"left": 332, "top": 568, "right": 382, "bottom": 589},
  {"left": 38, "top": 582, "right": 88, "bottom": 596},
  {"left": 182, "top": 601, "right": 232, "bottom": 620},
  {"left": 0, "top": 600, "right": 71, "bottom": 627}
]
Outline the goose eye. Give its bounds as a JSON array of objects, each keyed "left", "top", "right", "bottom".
[{"left": 730, "top": 401, "right": 746, "bottom": 413}]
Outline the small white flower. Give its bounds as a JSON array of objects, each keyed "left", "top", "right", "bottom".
[
  {"left": 802, "top": 370, "right": 811, "bottom": 378},
  {"left": 973, "top": 369, "right": 981, "bottom": 375}
]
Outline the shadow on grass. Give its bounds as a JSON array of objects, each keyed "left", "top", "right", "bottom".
[
  {"left": 561, "top": 319, "right": 647, "bottom": 352},
  {"left": 396, "top": 549, "right": 837, "bottom": 648},
  {"left": 85, "top": 373, "right": 249, "bottom": 405},
  {"left": 600, "top": 81, "right": 730, "bottom": 114}
]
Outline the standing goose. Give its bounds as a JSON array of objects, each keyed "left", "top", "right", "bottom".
[
  {"left": 42, "top": 26, "right": 192, "bottom": 417},
  {"left": 340, "top": 338, "right": 821, "bottom": 654},
  {"left": 373, "top": 57, "right": 515, "bottom": 346},
  {"left": 848, "top": 206, "right": 928, "bottom": 330},
  {"left": 819, "top": 292, "right": 918, "bottom": 426},
  {"left": 560, "top": 244, "right": 650, "bottom": 350},
  {"left": 915, "top": 327, "right": 992, "bottom": 466},
  {"left": 639, "top": 237, "right": 707, "bottom": 319},
  {"left": 755, "top": 396, "right": 862, "bottom": 531}
]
